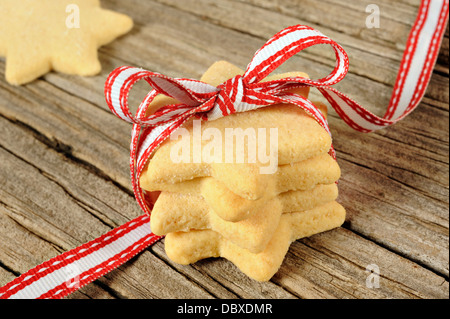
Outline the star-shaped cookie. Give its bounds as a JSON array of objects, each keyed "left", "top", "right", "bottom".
[
  {"left": 165, "top": 201, "right": 346, "bottom": 282},
  {"left": 151, "top": 183, "right": 338, "bottom": 253},
  {"left": 0, "top": 0, "right": 133, "bottom": 85}
]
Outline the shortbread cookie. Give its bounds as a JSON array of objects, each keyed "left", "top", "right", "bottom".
[
  {"left": 142, "top": 152, "right": 340, "bottom": 222},
  {"left": 164, "top": 201, "right": 346, "bottom": 282},
  {"left": 151, "top": 184, "right": 338, "bottom": 253},
  {"left": 0, "top": 0, "right": 133, "bottom": 85},
  {"left": 140, "top": 61, "right": 332, "bottom": 200}
]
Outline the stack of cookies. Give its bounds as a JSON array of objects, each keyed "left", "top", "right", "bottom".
[{"left": 139, "top": 61, "right": 346, "bottom": 281}]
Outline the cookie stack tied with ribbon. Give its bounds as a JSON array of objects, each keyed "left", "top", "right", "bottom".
[
  {"left": 138, "top": 61, "right": 345, "bottom": 281},
  {"left": 2, "top": 3, "right": 448, "bottom": 296}
]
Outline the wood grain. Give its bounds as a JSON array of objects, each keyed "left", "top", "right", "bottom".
[{"left": 0, "top": 0, "right": 448, "bottom": 299}]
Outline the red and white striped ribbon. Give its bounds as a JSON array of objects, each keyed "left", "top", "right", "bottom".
[{"left": 1, "top": 0, "right": 447, "bottom": 299}]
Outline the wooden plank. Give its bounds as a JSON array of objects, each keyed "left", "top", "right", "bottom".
[
  {"left": 1, "top": 108, "right": 447, "bottom": 298},
  {"left": 278, "top": 228, "right": 449, "bottom": 299},
  {"left": 0, "top": 75, "right": 132, "bottom": 190},
  {"left": 0, "top": 0, "right": 448, "bottom": 298}
]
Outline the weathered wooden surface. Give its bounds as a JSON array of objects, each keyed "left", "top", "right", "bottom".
[{"left": 0, "top": 0, "right": 448, "bottom": 299}]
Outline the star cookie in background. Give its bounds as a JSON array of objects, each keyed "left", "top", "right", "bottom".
[{"left": 0, "top": 0, "right": 133, "bottom": 85}]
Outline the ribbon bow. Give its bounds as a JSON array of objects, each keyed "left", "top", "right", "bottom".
[
  {"left": 105, "top": 25, "right": 351, "bottom": 215},
  {"left": 105, "top": 25, "right": 345, "bottom": 131}
]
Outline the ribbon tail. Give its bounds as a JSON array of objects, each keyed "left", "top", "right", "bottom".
[
  {"left": 0, "top": 215, "right": 160, "bottom": 299},
  {"left": 318, "top": 0, "right": 449, "bottom": 133}
]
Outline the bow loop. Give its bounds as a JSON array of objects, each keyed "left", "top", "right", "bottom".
[{"left": 242, "top": 25, "right": 348, "bottom": 87}]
